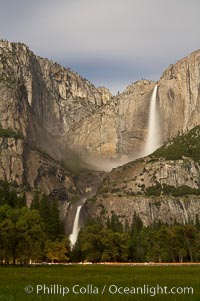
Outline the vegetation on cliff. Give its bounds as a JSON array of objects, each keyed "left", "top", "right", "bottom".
[
  {"left": 153, "top": 125, "right": 200, "bottom": 162},
  {"left": 94, "top": 126, "right": 200, "bottom": 199},
  {"left": 146, "top": 183, "right": 200, "bottom": 197},
  {"left": 143, "top": 125, "right": 200, "bottom": 196},
  {"left": 0, "top": 128, "right": 23, "bottom": 139}
]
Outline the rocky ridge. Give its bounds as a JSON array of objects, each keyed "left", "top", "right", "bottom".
[
  {"left": 158, "top": 49, "right": 200, "bottom": 141},
  {"left": 0, "top": 40, "right": 108, "bottom": 225},
  {"left": 0, "top": 40, "right": 200, "bottom": 229},
  {"left": 86, "top": 126, "right": 200, "bottom": 226},
  {"left": 1, "top": 41, "right": 200, "bottom": 163}
]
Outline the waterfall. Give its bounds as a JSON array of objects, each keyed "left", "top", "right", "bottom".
[
  {"left": 69, "top": 205, "right": 82, "bottom": 246},
  {"left": 143, "top": 84, "right": 160, "bottom": 156}
]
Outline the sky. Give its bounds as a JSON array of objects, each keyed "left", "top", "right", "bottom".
[{"left": 0, "top": 0, "right": 200, "bottom": 94}]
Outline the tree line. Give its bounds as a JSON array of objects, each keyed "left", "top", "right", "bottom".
[
  {"left": 1, "top": 181, "right": 200, "bottom": 264},
  {"left": 0, "top": 182, "right": 70, "bottom": 265},
  {"left": 71, "top": 212, "right": 200, "bottom": 263}
]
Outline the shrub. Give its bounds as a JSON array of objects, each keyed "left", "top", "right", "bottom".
[
  {"left": 171, "top": 185, "right": 200, "bottom": 197},
  {"left": 162, "top": 183, "right": 200, "bottom": 196},
  {"left": 0, "top": 128, "right": 23, "bottom": 139},
  {"left": 146, "top": 182, "right": 161, "bottom": 196},
  {"left": 153, "top": 125, "right": 200, "bottom": 162}
]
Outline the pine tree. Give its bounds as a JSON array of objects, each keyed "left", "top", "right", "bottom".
[
  {"left": 31, "top": 191, "right": 40, "bottom": 210},
  {"left": 48, "top": 200, "right": 64, "bottom": 240}
]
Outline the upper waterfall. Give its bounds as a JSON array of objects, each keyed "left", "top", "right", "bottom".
[{"left": 143, "top": 84, "right": 161, "bottom": 156}]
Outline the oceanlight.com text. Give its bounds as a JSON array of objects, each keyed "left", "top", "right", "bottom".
[{"left": 24, "top": 283, "right": 194, "bottom": 297}]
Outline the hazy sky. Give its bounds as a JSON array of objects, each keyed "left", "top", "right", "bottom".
[{"left": 0, "top": 0, "right": 199, "bottom": 94}]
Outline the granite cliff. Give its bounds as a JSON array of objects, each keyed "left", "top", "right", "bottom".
[
  {"left": 67, "top": 49, "right": 200, "bottom": 162},
  {"left": 0, "top": 40, "right": 108, "bottom": 227},
  {"left": 86, "top": 126, "right": 200, "bottom": 226},
  {"left": 1, "top": 41, "right": 200, "bottom": 165},
  {"left": 0, "top": 40, "right": 200, "bottom": 229},
  {"left": 158, "top": 50, "right": 200, "bottom": 140}
]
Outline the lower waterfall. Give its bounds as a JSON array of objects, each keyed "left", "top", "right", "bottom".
[{"left": 69, "top": 205, "right": 82, "bottom": 246}]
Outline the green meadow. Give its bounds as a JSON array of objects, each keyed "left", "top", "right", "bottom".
[{"left": 0, "top": 265, "right": 200, "bottom": 301}]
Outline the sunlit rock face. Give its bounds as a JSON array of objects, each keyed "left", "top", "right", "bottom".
[
  {"left": 0, "top": 40, "right": 108, "bottom": 217},
  {"left": 68, "top": 50, "right": 200, "bottom": 162},
  {"left": 1, "top": 41, "right": 200, "bottom": 166},
  {"left": 158, "top": 50, "right": 200, "bottom": 141},
  {"left": 1, "top": 40, "right": 200, "bottom": 229},
  {"left": 87, "top": 156, "right": 200, "bottom": 227}
]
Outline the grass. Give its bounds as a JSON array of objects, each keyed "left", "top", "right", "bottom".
[{"left": 0, "top": 265, "right": 200, "bottom": 300}]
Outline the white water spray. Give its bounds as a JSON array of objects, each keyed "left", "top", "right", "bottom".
[
  {"left": 69, "top": 205, "right": 82, "bottom": 246},
  {"left": 143, "top": 84, "right": 160, "bottom": 156}
]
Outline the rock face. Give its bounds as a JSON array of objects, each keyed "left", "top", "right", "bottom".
[
  {"left": 0, "top": 137, "right": 24, "bottom": 185},
  {"left": 0, "top": 135, "right": 79, "bottom": 221},
  {"left": 86, "top": 123, "right": 200, "bottom": 226},
  {"left": 1, "top": 41, "right": 200, "bottom": 165},
  {"left": 0, "top": 40, "right": 109, "bottom": 220},
  {"left": 158, "top": 50, "right": 200, "bottom": 141},
  {"left": 87, "top": 195, "right": 200, "bottom": 227},
  {"left": 0, "top": 40, "right": 113, "bottom": 162},
  {"left": 86, "top": 155, "right": 200, "bottom": 227},
  {"left": 105, "top": 157, "right": 200, "bottom": 195},
  {"left": 1, "top": 39, "right": 200, "bottom": 229},
  {"left": 65, "top": 50, "right": 200, "bottom": 162},
  {"left": 68, "top": 80, "right": 155, "bottom": 162}
]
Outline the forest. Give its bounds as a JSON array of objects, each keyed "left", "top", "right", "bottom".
[
  {"left": 0, "top": 181, "right": 69, "bottom": 265},
  {"left": 73, "top": 212, "right": 200, "bottom": 263},
  {"left": 1, "top": 181, "right": 200, "bottom": 265}
]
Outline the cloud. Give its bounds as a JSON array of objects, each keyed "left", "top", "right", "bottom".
[
  {"left": 64, "top": 56, "right": 164, "bottom": 94},
  {"left": 0, "top": 0, "right": 200, "bottom": 93}
]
